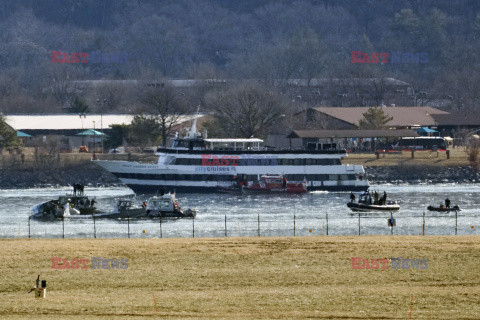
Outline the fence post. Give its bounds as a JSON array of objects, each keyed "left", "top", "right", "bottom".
[
  {"left": 358, "top": 212, "right": 361, "bottom": 236},
  {"left": 422, "top": 211, "right": 425, "bottom": 236},
  {"left": 293, "top": 214, "right": 296, "bottom": 237},
  {"left": 28, "top": 217, "right": 31, "bottom": 239},
  {"left": 390, "top": 211, "right": 394, "bottom": 235},
  {"left": 159, "top": 217, "right": 162, "bottom": 238},
  {"left": 192, "top": 215, "right": 195, "bottom": 238},
  {"left": 127, "top": 216, "right": 130, "bottom": 239},
  {"left": 224, "top": 215, "right": 227, "bottom": 237},
  {"left": 93, "top": 216, "right": 96, "bottom": 239},
  {"left": 62, "top": 216, "right": 65, "bottom": 239},
  {"left": 455, "top": 210, "right": 458, "bottom": 235},
  {"left": 326, "top": 212, "right": 329, "bottom": 236},
  {"left": 257, "top": 213, "right": 260, "bottom": 237}
]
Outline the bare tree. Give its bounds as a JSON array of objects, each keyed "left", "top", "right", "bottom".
[
  {"left": 140, "top": 85, "right": 188, "bottom": 146},
  {"left": 435, "top": 67, "right": 480, "bottom": 112},
  {"left": 206, "top": 82, "right": 288, "bottom": 138},
  {"left": 48, "top": 65, "right": 78, "bottom": 108}
]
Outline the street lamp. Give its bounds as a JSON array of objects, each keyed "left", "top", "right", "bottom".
[
  {"left": 96, "top": 98, "right": 107, "bottom": 153},
  {"left": 79, "top": 113, "right": 86, "bottom": 145},
  {"left": 92, "top": 120, "right": 96, "bottom": 159}
]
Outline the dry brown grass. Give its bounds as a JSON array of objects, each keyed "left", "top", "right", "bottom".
[
  {"left": 344, "top": 148, "right": 470, "bottom": 167},
  {"left": 0, "top": 236, "right": 479, "bottom": 319}
]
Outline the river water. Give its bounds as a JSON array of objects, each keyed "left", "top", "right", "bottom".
[{"left": 0, "top": 184, "right": 478, "bottom": 238}]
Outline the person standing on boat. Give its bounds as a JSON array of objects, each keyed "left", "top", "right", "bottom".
[
  {"left": 445, "top": 198, "right": 451, "bottom": 208},
  {"left": 382, "top": 191, "right": 387, "bottom": 205},
  {"left": 63, "top": 199, "right": 71, "bottom": 217},
  {"left": 350, "top": 192, "right": 355, "bottom": 203}
]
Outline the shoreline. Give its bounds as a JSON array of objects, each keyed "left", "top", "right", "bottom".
[
  {"left": 0, "top": 149, "right": 477, "bottom": 189},
  {"left": 0, "top": 162, "right": 477, "bottom": 189}
]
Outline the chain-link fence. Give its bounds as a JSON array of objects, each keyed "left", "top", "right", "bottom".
[{"left": 11, "top": 210, "right": 478, "bottom": 239}]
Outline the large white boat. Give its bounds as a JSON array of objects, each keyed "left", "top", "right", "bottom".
[{"left": 94, "top": 119, "right": 369, "bottom": 193}]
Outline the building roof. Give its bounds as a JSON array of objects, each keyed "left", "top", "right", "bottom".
[
  {"left": 311, "top": 106, "right": 448, "bottom": 127},
  {"left": 414, "top": 127, "right": 438, "bottom": 133},
  {"left": 431, "top": 113, "right": 480, "bottom": 126},
  {"left": 77, "top": 129, "right": 105, "bottom": 136},
  {"left": 4, "top": 114, "right": 201, "bottom": 131},
  {"left": 75, "top": 78, "right": 409, "bottom": 88},
  {"left": 16, "top": 131, "right": 32, "bottom": 137},
  {"left": 284, "top": 77, "right": 410, "bottom": 87},
  {"left": 287, "top": 129, "right": 419, "bottom": 139},
  {"left": 204, "top": 138, "right": 263, "bottom": 143}
]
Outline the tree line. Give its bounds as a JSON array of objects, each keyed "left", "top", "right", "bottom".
[{"left": 0, "top": 0, "right": 480, "bottom": 115}]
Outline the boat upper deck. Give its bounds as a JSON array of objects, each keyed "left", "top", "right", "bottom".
[{"left": 156, "top": 147, "right": 347, "bottom": 155}]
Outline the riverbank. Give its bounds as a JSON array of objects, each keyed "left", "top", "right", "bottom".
[
  {"left": 0, "top": 149, "right": 477, "bottom": 188},
  {"left": 0, "top": 236, "right": 478, "bottom": 319},
  {"left": 0, "top": 163, "right": 477, "bottom": 189}
]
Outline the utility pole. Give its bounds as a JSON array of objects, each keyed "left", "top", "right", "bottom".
[
  {"left": 97, "top": 98, "right": 107, "bottom": 153},
  {"left": 92, "top": 121, "right": 96, "bottom": 159}
]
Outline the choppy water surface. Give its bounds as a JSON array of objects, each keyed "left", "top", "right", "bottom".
[{"left": 0, "top": 184, "right": 479, "bottom": 238}]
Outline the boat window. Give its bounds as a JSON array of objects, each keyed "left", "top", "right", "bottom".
[
  {"left": 174, "top": 158, "right": 202, "bottom": 165},
  {"left": 294, "top": 158, "right": 304, "bottom": 165},
  {"left": 285, "top": 174, "right": 305, "bottom": 181}
]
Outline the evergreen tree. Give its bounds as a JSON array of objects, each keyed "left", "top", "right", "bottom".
[
  {"left": 69, "top": 96, "right": 90, "bottom": 114},
  {"left": 0, "top": 116, "right": 20, "bottom": 149},
  {"left": 104, "top": 124, "right": 129, "bottom": 149},
  {"left": 358, "top": 106, "right": 393, "bottom": 129}
]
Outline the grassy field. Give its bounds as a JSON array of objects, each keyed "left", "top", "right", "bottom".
[
  {"left": 0, "top": 147, "right": 473, "bottom": 169},
  {"left": 344, "top": 148, "right": 471, "bottom": 166},
  {"left": 0, "top": 236, "right": 478, "bottom": 319}
]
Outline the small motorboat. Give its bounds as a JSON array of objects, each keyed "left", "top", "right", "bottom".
[
  {"left": 145, "top": 193, "right": 196, "bottom": 218},
  {"left": 427, "top": 205, "right": 460, "bottom": 212},
  {"left": 30, "top": 186, "right": 97, "bottom": 220},
  {"left": 347, "top": 201, "right": 400, "bottom": 212},
  {"left": 347, "top": 191, "right": 400, "bottom": 212},
  {"left": 94, "top": 198, "right": 147, "bottom": 219},
  {"left": 219, "top": 174, "right": 307, "bottom": 194}
]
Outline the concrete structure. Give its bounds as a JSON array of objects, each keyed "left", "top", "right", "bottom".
[
  {"left": 286, "top": 129, "right": 419, "bottom": 151},
  {"left": 5, "top": 114, "right": 201, "bottom": 151}
]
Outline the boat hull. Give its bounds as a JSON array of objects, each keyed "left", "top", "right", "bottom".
[
  {"left": 347, "top": 202, "right": 400, "bottom": 212},
  {"left": 427, "top": 205, "right": 460, "bottom": 212},
  {"left": 127, "top": 184, "right": 369, "bottom": 194}
]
